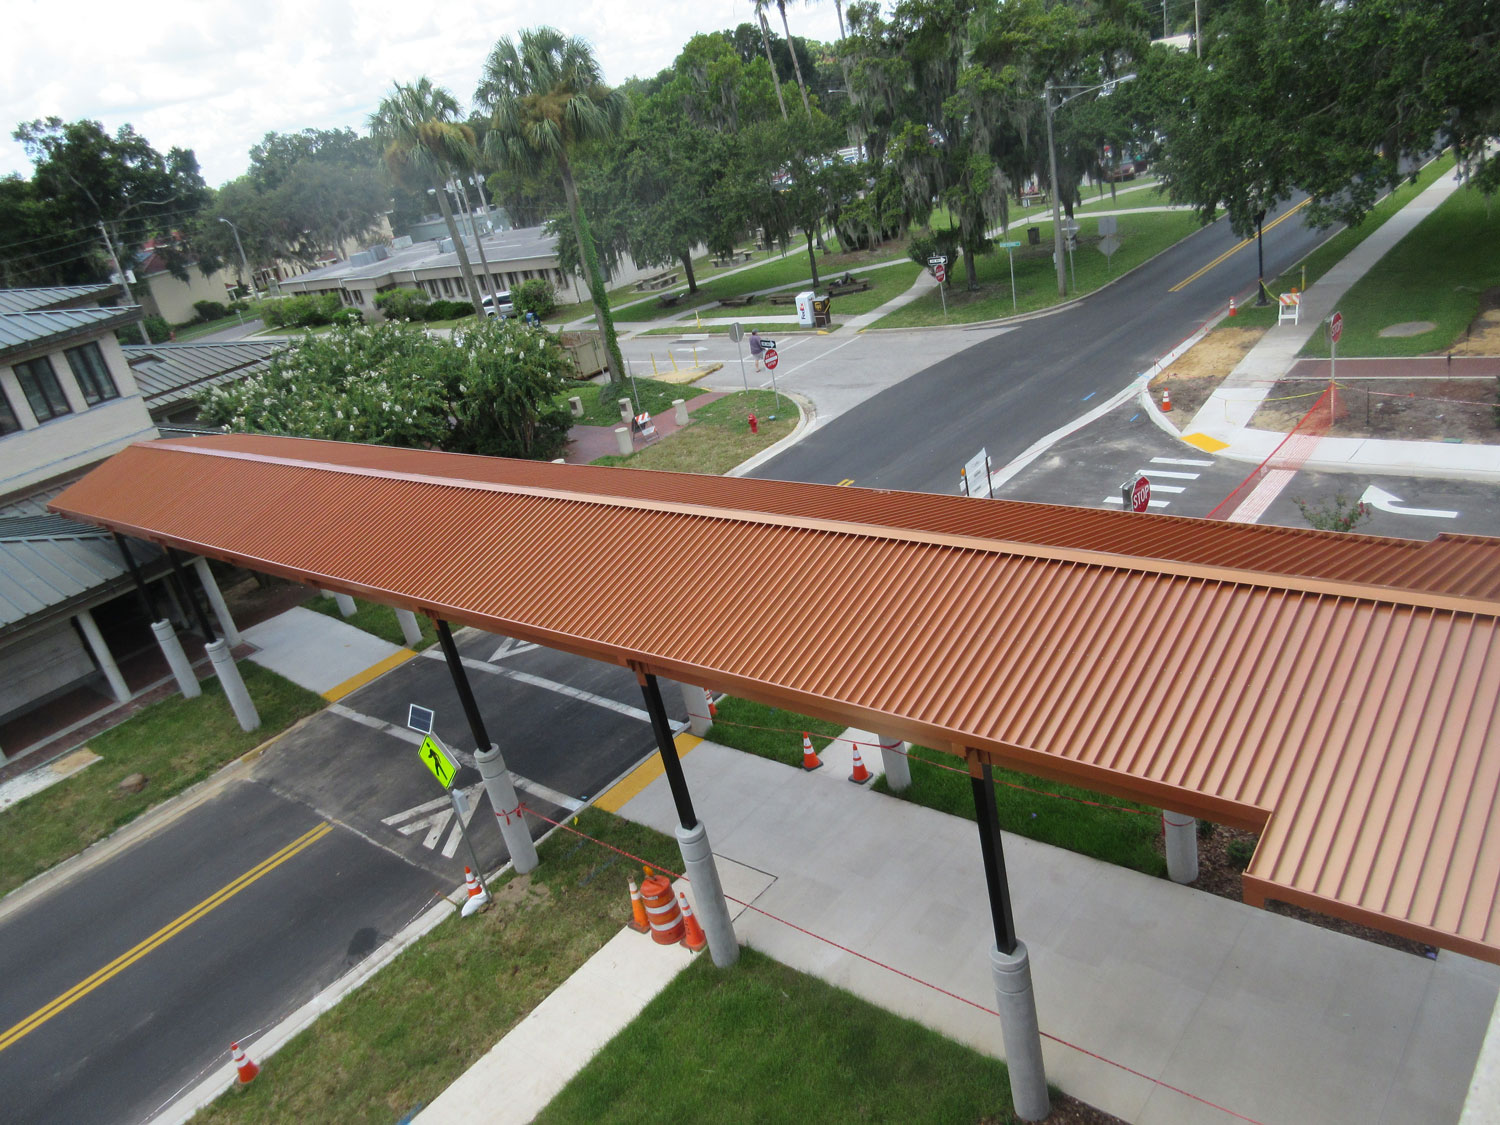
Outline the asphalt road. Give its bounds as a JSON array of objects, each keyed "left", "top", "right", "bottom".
[{"left": 0, "top": 626, "right": 681, "bottom": 1123}]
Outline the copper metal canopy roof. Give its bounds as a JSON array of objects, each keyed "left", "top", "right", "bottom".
[{"left": 51, "top": 435, "right": 1500, "bottom": 961}]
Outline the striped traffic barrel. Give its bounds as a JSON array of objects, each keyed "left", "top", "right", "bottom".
[{"left": 640, "top": 874, "right": 684, "bottom": 945}]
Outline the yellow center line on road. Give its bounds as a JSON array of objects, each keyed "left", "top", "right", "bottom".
[
  {"left": 0, "top": 822, "right": 332, "bottom": 1053},
  {"left": 1168, "top": 197, "right": 1312, "bottom": 293}
]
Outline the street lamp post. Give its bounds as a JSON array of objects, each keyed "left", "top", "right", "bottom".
[
  {"left": 218, "top": 217, "right": 254, "bottom": 298},
  {"left": 1043, "top": 74, "right": 1136, "bottom": 299}
]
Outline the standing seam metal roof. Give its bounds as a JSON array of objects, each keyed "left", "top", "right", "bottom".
[{"left": 49, "top": 434, "right": 1500, "bottom": 961}]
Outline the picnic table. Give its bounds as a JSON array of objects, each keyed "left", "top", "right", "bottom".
[
  {"left": 656, "top": 291, "right": 684, "bottom": 308},
  {"left": 633, "top": 271, "right": 679, "bottom": 292}
]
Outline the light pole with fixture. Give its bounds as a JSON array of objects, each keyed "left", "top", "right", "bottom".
[
  {"left": 218, "top": 217, "right": 255, "bottom": 298},
  {"left": 1044, "top": 74, "right": 1136, "bottom": 298}
]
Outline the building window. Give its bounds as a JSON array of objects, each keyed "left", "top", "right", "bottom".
[
  {"left": 13, "top": 356, "right": 72, "bottom": 422},
  {"left": 0, "top": 388, "right": 20, "bottom": 435},
  {"left": 65, "top": 342, "right": 119, "bottom": 405}
]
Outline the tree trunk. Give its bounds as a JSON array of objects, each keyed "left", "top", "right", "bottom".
[
  {"left": 804, "top": 229, "right": 821, "bottom": 289},
  {"left": 778, "top": 2, "right": 813, "bottom": 118},
  {"left": 679, "top": 250, "right": 698, "bottom": 294},
  {"left": 964, "top": 245, "right": 979, "bottom": 290},
  {"left": 460, "top": 174, "right": 502, "bottom": 309},
  {"left": 435, "top": 186, "right": 486, "bottom": 314},
  {"left": 758, "top": 11, "right": 789, "bottom": 120},
  {"left": 559, "top": 151, "right": 627, "bottom": 386}
]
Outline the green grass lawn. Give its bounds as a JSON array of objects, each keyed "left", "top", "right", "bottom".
[
  {"left": 305, "top": 595, "right": 436, "bottom": 650},
  {"left": 560, "top": 376, "right": 711, "bottom": 427},
  {"left": 872, "top": 210, "right": 1202, "bottom": 329},
  {"left": 707, "top": 698, "right": 1165, "bottom": 876},
  {"left": 0, "top": 666, "right": 323, "bottom": 898},
  {"left": 535, "top": 947, "right": 1031, "bottom": 1124},
  {"left": 1300, "top": 164, "right": 1494, "bottom": 357},
  {"left": 193, "top": 808, "right": 686, "bottom": 1124},
  {"left": 590, "top": 390, "right": 797, "bottom": 475},
  {"left": 169, "top": 314, "right": 254, "bottom": 342}
]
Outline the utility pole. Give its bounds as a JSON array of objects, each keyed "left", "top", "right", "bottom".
[
  {"left": 1045, "top": 83, "right": 1067, "bottom": 299},
  {"left": 218, "top": 217, "right": 254, "bottom": 296},
  {"left": 98, "top": 220, "right": 137, "bottom": 306}
]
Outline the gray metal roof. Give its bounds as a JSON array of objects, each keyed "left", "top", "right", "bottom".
[
  {"left": 0, "top": 285, "right": 118, "bottom": 315},
  {"left": 0, "top": 516, "right": 159, "bottom": 636},
  {"left": 280, "top": 226, "right": 559, "bottom": 290},
  {"left": 122, "top": 340, "right": 286, "bottom": 412},
  {"left": 0, "top": 307, "right": 141, "bottom": 361}
]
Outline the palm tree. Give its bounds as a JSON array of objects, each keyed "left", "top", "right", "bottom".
[
  {"left": 477, "top": 27, "right": 628, "bottom": 385},
  {"left": 755, "top": 8, "right": 790, "bottom": 120},
  {"left": 760, "top": 0, "right": 813, "bottom": 117},
  {"left": 369, "top": 79, "right": 486, "bottom": 315}
]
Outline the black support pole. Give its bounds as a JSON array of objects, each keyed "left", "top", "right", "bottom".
[
  {"left": 640, "top": 673, "right": 697, "bottom": 830},
  {"left": 971, "top": 762, "right": 1018, "bottom": 955},
  {"left": 1254, "top": 210, "right": 1268, "bottom": 305},
  {"left": 113, "top": 533, "right": 156, "bottom": 620},
  {"left": 167, "top": 548, "right": 217, "bottom": 642},
  {"left": 434, "top": 619, "right": 491, "bottom": 751}
]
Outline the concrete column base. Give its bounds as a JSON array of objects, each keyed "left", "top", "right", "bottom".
[
  {"left": 878, "top": 736, "right": 911, "bottom": 792},
  {"left": 476, "top": 743, "right": 538, "bottom": 874},
  {"left": 395, "top": 609, "right": 423, "bottom": 647},
  {"left": 678, "top": 681, "right": 712, "bottom": 737},
  {"left": 1164, "top": 810, "right": 1199, "bottom": 884},
  {"left": 192, "top": 557, "right": 241, "bottom": 646},
  {"left": 151, "top": 619, "right": 200, "bottom": 699},
  {"left": 76, "top": 609, "right": 130, "bottom": 703},
  {"left": 991, "top": 941, "right": 1050, "bottom": 1122},
  {"left": 207, "top": 640, "right": 260, "bottom": 732},
  {"left": 676, "top": 821, "right": 739, "bottom": 968},
  {"left": 613, "top": 427, "right": 632, "bottom": 455},
  {"left": 673, "top": 398, "right": 689, "bottom": 425},
  {"left": 333, "top": 592, "right": 357, "bottom": 617}
]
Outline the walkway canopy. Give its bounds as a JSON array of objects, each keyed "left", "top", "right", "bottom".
[{"left": 52, "top": 434, "right": 1500, "bottom": 962}]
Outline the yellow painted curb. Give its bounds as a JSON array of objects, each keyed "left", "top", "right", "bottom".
[
  {"left": 321, "top": 649, "right": 417, "bottom": 702},
  {"left": 595, "top": 733, "right": 701, "bottom": 813},
  {"left": 1182, "top": 432, "right": 1231, "bottom": 453}
]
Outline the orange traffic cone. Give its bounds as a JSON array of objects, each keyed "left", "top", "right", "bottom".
[
  {"left": 1228, "top": 295, "right": 1237, "bottom": 317},
  {"left": 231, "top": 1042, "right": 260, "bottom": 1085},
  {"left": 628, "top": 879, "right": 649, "bottom": 932},
  {"left": 640, "top": 874, "right": 685, "bottom": 944},
  {"left": 801, "top": 731, "right": 823, "bottom": 771},
  {"left": 1160, "top": 387, "right": 1172, "bottom": 412},
  {"left": 705, "top": 689, "right": 718, "bottom": 720},
  {"left": 461, "top": 866, "right": 490, "bottom": 917},
  {"left": 849, "top": 744, "right": 872, "bottom": 784},
  {"left": 678, "top": 891, "right": 707, "bottom": 953}
]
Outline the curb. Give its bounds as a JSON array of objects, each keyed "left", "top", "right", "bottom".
[{"left": 726, "top": 392, "right": 817, "bottom": 477}]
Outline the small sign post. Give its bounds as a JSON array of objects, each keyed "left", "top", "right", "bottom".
[
  {"left": 928, "top": 255, "right": 949, "bottom": 319},
  {"left": 997, "top": 240, "right": 1021, "bottom": 310},
  {"left": 960, "top": 448, "right": 993, "bottom": 499},
  {"left": 729, "top": 321, "right": 749, "bottom": 393},
  {"left": 760, "top": 340, "right": 782, "bottom": 415},
  {"left": 408, "top": 707, "right": 487, "bottom": 883},
  {"left": 1328, "top": 310, "right": 1343, "bottom": 417},
  {"left": 1120, "top": 475, "right": 1151, "bottom": 513}
]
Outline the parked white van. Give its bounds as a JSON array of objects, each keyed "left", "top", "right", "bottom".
[{"left": 481, "top": 290, "right": 516, "bottom": 318}]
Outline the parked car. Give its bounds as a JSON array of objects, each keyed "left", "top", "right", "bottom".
[{"left": 481, "top": 290, "right": 515, "bottom": 318}]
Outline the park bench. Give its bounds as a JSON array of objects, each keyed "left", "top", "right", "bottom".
[
  {"left": 765, "top": 292, "right": 799, "bottom": 306},
  {"left": 633, "top": 271, "right": 679, "bottom": 293},
  {"left": 1020, "top": 190, "right": 1048, "bottom": 208},
  {"left": 825, "top": 278, "right": 871, "bottom": 298},
  {"left": 718, "top": 294, "right": 755, "bottom": 308},
  {"left": 656, "top": 291, "right": 684, "bottom": 308},
  {"left": 1277, "top": 291, "right": 1301, "bottom": 325}
]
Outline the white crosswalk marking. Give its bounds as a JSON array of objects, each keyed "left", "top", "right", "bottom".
[
  {"left": 1147, "top": 484, "right": 1186, "bottom": 494},
  {"left": 382, "top": 784, "right": 484, "bottom": 857},
  {"left": 1105, "top": 497, "right": 1171, "bottom": 508},
  {"left": 1138, "top": 470, "right": 1200, "bottom": 480},
  {"left": 1151, "top": 457, "right": 1214, "bottom": 466}
]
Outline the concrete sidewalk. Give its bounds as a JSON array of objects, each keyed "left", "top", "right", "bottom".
[
  {"left": 416, "top": 734, "right": 1499, "bottom": 1124},
  {"left": 1174, "top": 168, "right": 1500, "bottom": 481}
]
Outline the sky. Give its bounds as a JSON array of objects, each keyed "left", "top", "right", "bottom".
[{"left": 1, "top": 0, "right": 845, "bottom": 187}]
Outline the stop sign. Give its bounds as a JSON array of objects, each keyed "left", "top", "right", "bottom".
[
  {"left": 1130, "top": 475, "right": 1151, "bottom": 513},
  {"left": 764, "top": 347, "right": 779, "bottom": 370},
  {"left": 934, "top": 263, "right": 946, "bottom": 283},
  {"left": 1329, "top": 311, "right": 1343, "bottom": 343}
]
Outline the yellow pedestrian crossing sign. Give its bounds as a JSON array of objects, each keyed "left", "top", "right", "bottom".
[{"left": 418, "top": 736, "right": 457, "bottom": 789}]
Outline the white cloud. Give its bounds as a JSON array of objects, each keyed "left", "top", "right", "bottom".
[{"left": 1, "top": 0, "right": 842, "bottom": 186}]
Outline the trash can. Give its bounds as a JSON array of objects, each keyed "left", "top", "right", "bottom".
[
  {"left": 1027, "top": 227, "right": 1040, "bottom": 246},
  {"left": 795, "top": 290, "right": 816, "bottom": 327},
  {"left": 812, "top": 297, "right": 831, "bottom": 327}
]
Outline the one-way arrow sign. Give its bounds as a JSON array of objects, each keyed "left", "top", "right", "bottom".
[{"left": 1360, "top": 484, "right": 1458, "bottom": 520}]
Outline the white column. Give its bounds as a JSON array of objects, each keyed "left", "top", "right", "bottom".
[
  {"left": 192, "top": 557, "right": 241, "bottom": 646},
  {"left": 678, "top": 681, "right": 712, "bottom": 737},
  {"left": 332, "top": 592, "right": 357, "bottom": 617},
  {"left": 206, "top": 639, "right": 259, "bottom": 732},
  {"left": 151, "top": 619, "right": 200, "bottom": 699},
  {"left": 673, "top": 398, "right": 689, "bottom": 425},
  {"left": 1163, "top": 810, "right": 1199, "bottom": 884},
  {"left": 475, "top": 743, "right": 538, "bottom": 874},
  {"left": 395, "top": 609, "right": 423, "bottom": 647},
  {"left": 76, "top": 609, "right": 130, "bottom": 703},
  {"left": 878, "top": 735, "right": 912, "bottom": 792},
  {"left": 992, "top": 942, "right": 1050, "bottom": 1121},
  {"left": 613, "top": 427, "right": 632, "bottom": 456}
]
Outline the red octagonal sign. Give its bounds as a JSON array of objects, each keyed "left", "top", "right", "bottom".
[
  {"left": 1329, "top": 311, "right": 1343, "bottom": 344},
  {"left": 764, "top": 347, "right": 779, "bottom": 370},
  {"left": 1130, "top": 475, "right": 1151, "bottom": 513}
]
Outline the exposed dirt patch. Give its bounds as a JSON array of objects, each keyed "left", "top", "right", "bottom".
[
  {"left": 979, "top": 1093, "right": 1127, "bottom": 1124},
  {"left": 1148, "top": 326, "right": 1266, "bottom": 419},
  {"left": 220, "top": 571, "right": 317, "bottom": 627},
  {"left": 486, "top": 873, "right": 552, "bottom": 922},
  {"left": 1449, "top": 287, "right": 1500, "bottom": 355},
  {"left": 1249, "top": 377, "right": 1496, "bottom": 442},
  {"left": 1378, "top": 320, "right": 1437, "bottom": 337},
  {"left": 1185, "top": 824, "right": 1437, "bottom": 959}
]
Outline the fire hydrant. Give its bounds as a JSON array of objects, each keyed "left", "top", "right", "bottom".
[{"left": 748, "top": 412, "right": 758, "bottom": 434}]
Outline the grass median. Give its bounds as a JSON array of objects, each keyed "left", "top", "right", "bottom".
[
  {"left": 555, "top": 377, "right": 711, "bottom": 427},
  {"left": 589, "top": 389, "right": 797, "bottom": 475},
  {"left": 0, "top": 666, "right": 323, "bottom": 898},
  {"left": 535, "top": 947, "right": 1034, "bottom": 1124},
  {"left": 305, "top": 595, "right": 436, "bottom": 650}
]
